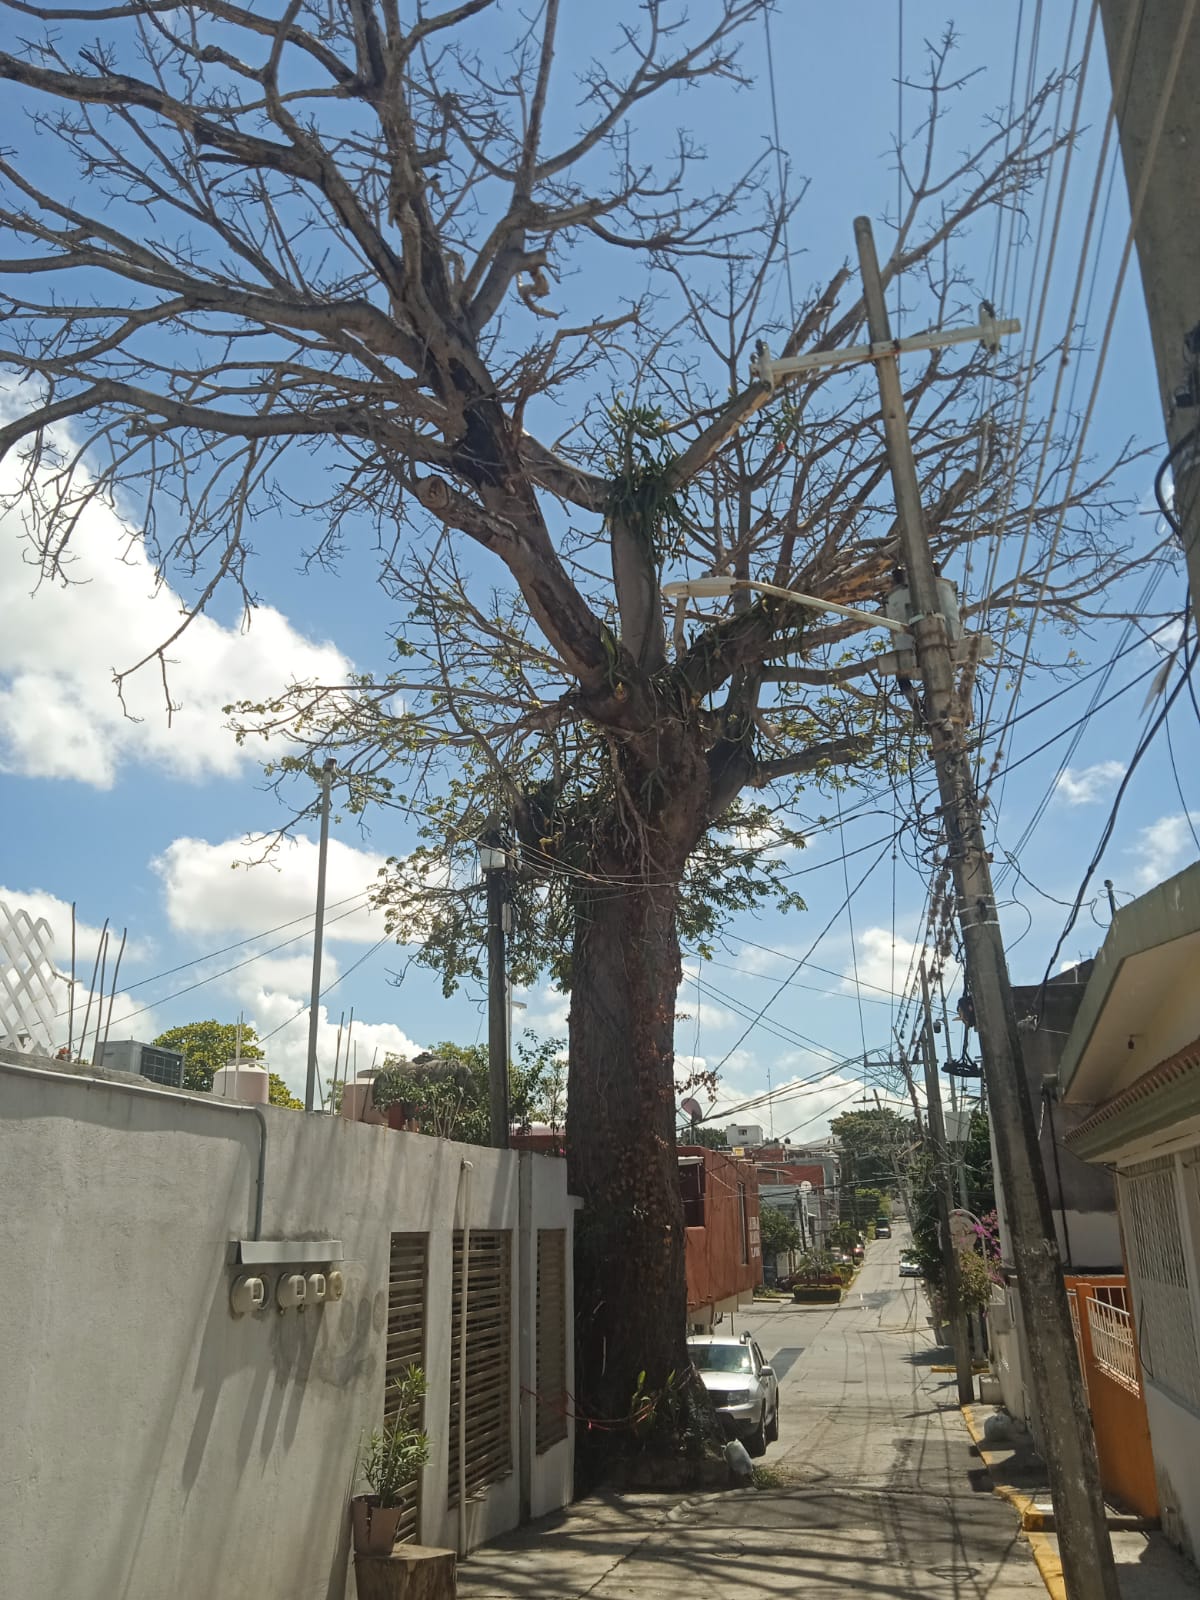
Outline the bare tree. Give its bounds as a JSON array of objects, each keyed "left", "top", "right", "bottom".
[{"left": 0, "top": 4, "right": 1158, "bottom": 1438}]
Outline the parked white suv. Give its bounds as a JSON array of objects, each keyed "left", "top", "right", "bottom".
[{"left": 687, "top": 1333, "right": 780, "bottom": 1457}]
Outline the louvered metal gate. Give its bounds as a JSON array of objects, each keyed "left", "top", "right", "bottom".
[
  {"left": 385, "top": 1232, "right": 428, "bottom": 1543},
  {"left": 536, "top": 1229, "right": 568, "bottom": 1453},
  {"left": 1119, "top": 1155, "right": 1200, "bottom": 1409},
  {"left": 448, "top": 1230, "right": 513, "bottom": 1505}
]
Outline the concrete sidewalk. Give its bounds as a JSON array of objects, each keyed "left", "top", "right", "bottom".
[
  {"left": 460, "top": 1237, "right": 1043, "bottom": 1598},
  {"left": 962, "top": 1403, "right": 1200, "bottom": 1600},
  {"left": 458, "top": 1476, "right": 1042, "bottom": 1599}
]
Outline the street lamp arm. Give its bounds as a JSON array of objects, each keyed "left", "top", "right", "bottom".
[{"left": 662, "top": 575, "right": 910, "bottom": 635}]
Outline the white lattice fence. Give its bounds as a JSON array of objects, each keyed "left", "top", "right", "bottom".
[{"left": 0, "top": 900, "right": 60, "bottom": 1053}]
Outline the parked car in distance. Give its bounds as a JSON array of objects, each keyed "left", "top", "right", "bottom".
[
  {"left": 874, "top": 1221, "right": 892, "bottom": 1239},
  {"left": 899, "top": 1254, "right": 922, "bottom": 1278},
  {"left": 687, "top": 1333, "right": 780, "bottom": 1457}
]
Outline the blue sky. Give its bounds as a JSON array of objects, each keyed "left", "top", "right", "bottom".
[{"left": 1, "top": 4, "right": 1194, "bottom": 1130}]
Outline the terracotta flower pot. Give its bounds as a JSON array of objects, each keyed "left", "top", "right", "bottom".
[{"left": 351, "top": 1496, "right": 404, "bottom": 1556}]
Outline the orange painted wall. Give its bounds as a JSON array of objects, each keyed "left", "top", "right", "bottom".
[
  {"left": 1065, "top": 1274, "right": 1159, "bottom": 1520},
  {"left": 678, "top": 1147, "right": 762, "bottom": 1312}
]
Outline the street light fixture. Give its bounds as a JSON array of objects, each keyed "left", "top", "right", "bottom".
[{"left": 661, "top": 574, "right": 912, "bottom": 635}]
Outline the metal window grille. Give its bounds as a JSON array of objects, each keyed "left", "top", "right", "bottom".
[
  {"left": 384, "top": 1232, "right": 428, "bottom": 1545},
  {"left": 1066, "top": 1289, "right": 1089, "bottom": 1404},
  {"left": 1119, "top": 1156, "right": 1200, "bottom": 1410},
  {"left": 137, "top": 1045, "right": 185, "bottom": 1087},
  {"left": 448, "top": 1230, "right": 513, "bottom": 1505},
  {"left": 536, "top": 1230, "right": 569, "bottom": 1454},
  {"left": 1086, "top": 1286, "right": 1140, "bottom": 1395}
]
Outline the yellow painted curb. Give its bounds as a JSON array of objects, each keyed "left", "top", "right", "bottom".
[
  {"left": 959, "top": 1404, "right": 1048, "bottom": 1531},
  {"left": 1026, "top": 1531, "right": 1068, "bottom": 1600}
]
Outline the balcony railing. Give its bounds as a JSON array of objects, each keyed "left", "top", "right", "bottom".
[{"left": 1086, "top": 1288, "right": 1140, "bottom": 1395}]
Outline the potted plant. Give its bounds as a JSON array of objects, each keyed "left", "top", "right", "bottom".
[{"left": 352, "top": 1367, "right": 430, "bottom": 1557}]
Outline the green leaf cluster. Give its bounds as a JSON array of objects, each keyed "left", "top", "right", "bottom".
[
  {"left": 370, "top": 1034, "right": 565, "bottom": 1144},
  {"left": 359, "top": 1366, "right": 430, "bottom": 1507},
  {"left": 758, "top": 1204, "right": 801, "bottom": 1257}
]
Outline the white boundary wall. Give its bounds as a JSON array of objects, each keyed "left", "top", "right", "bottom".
[{"left": 0, "top": 1052, "right": 574, "bottom": 1600}]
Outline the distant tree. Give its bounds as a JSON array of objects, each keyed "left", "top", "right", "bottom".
[
  {"left": 759, "top": 1205, "right": 801, "bottom": 1260},
  {"left": 683, "top": 1125, "right": 728, "bottom": 1151},
  {"left": 831, "top": 1107, "right": 915, "bottom": 1223},
  {"left": 910, "top": 1111, "right": 996, "bottom": 1287},
  {"left": 153, "top": 1019, "right": 264, "bottom": 1094},
  {"left": 268, "top": 1075, "right": 304, "bottom": 1110},
  {"left": 828, "top": 1222, "right": 861, "bottom": 1251},
  {"left": 831, "top": 1108, "right": 914, "bottom": 1186},
  {"left": 372, "top": 1034, "right": 565, "bottom": 1144},
  {"left": 153, "top": 1019, "right": 304, "bottom": 1107}
]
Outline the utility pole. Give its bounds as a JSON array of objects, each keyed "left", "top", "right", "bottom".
[
  {"left": 1098, "top": 0, "right": 1200, "bottom": 633},
  {"left": 480, "top": 834, "right": 511, "bottom": 1149},
  {"left": 919, "top": 962, "right": 974, "bottom": 1404},
  {"left": 855, "top": 216, "right": 1118, "bottom": 1598},
  {"left": 304, "top": 757, "right": 337, "bottom": 1115}
]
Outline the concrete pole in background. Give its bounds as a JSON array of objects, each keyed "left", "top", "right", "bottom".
[
  {"left": 304, "top": 758, "right": 336, "bottom": 1114},
  {"left": 919, "top": 961, "right": 975, "bottom": 1405}
]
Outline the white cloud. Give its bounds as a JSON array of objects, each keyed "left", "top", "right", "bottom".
[
  {"left": 153, "top": 834, "right": 390, "bottom": 945},
  {"left": 840, "top": 926, "right": 957, "bottom": 1005},
  {"left": 675, "top": 987, "right": 735, "bottom": 1032},
  {"left": 1055, "top": 761, "right": 1127, "bottom": 807},
  {"left": 1128, "top": 812, "right": 1200, "bottom": 890},
  {"left": 0, "top": 885, "right": 151, "bottom": 972},
  {"left": 0, "top": 431, "right": 351, "bottom": 787},
  {"left": 516, "top": 984, "right": 569, "bottom": 1035},
  {"left": 222, "top": 964, "right": 423, "bottom": 1099}
]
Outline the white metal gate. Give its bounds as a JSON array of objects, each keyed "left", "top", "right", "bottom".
[{"left": 1119, "top": 1155, "right": 1200, "bottom": 1410}]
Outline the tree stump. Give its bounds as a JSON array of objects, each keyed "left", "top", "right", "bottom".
[{"left": 354, "top": 1544, "right": 456, "bottom": 1600}]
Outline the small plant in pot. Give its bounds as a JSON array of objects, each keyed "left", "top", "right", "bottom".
[{"left": 352, "top": 1366, "right": 430, "bottom": 1557}]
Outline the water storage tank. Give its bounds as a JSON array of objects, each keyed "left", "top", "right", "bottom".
[
  {"left": 212, "top": 1059, "right": 270, "bottom": 1105},
  {"left": 339, "top": 1070, "right": 387, "bottom": 1125}
]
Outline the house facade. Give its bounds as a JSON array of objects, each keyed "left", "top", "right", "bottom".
[
  {"left": 0, "top": 1046, "right": 576, "bottom": 1600},
  {"left": 986, "top": 967, "right": 1125, "bottom": 1428},
  {"left": 752, "top": 1147, "right": 840, "bottom": 1253},
  {"left": 678, "top": 1145, "right": 763, "bottom": 1330},
  {"left": 1056, "top": 862, "right": 1200, "bottom": 1563}
]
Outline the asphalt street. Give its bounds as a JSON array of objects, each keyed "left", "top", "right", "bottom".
[{"left": 459, "top": 1226, "right": 1044, "bottom": 1598}]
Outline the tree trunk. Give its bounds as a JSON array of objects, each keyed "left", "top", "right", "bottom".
[{"left": 566, "top": 866, "right": 690, "bottom": 1444}]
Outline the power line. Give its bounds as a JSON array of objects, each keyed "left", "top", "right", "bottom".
[
  {"left": 53, "top": 889, "right": 374, "bottom": 1016},
  {"left": 87, "top": 899, "right": 375, "bottom": 1034},
  {"left": 709, "top": 838, "right": 894, "bottom": 1077},
  {"left": 256, "top": 931, "right": 393, "bottom": 1044},
  {"left": 1039, "top": 625, "right": 1199, "bottom": 990}
]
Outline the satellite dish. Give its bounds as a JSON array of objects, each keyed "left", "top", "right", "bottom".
[
  {"left": 800, "top": 1180, "right": 813, "bottom": 1193},
  {"left": 680, "top": 1097, "right": 702, "bottom": 1124}
]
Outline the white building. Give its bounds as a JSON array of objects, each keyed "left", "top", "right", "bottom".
[{"left": 0, "top": 1045, "right": 576, "bottom": 1599}]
